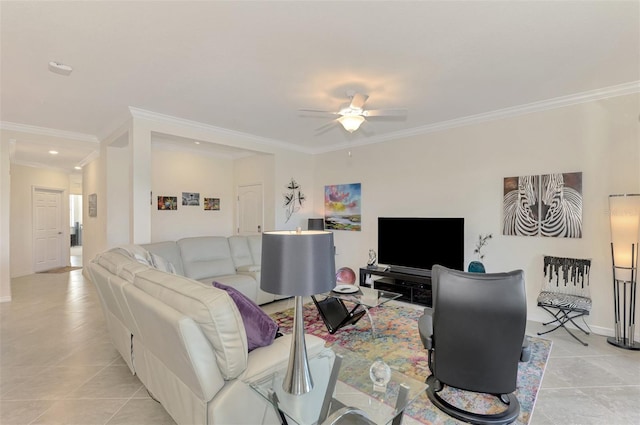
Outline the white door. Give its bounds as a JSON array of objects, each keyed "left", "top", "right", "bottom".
[
  {"left": 237, "top": 184, "right": 263, "bottom": 235},
  {"left": 33, "top": 188, "right": 64, "bottom": 272}
]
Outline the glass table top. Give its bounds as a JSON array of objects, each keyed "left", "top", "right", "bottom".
[
  {"left": 319, "top": 286, "right": 402, "bottom": 308},
  {"left": 247, "top": 345, "right": 426, "bottom": 425}
]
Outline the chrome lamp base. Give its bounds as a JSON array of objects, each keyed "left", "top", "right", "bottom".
[{"left": 282, "top": 296, "right": 313, "bottom": 394}]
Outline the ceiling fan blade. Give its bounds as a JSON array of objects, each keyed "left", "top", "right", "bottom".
[
  {"left": 314, "top": 120, "right": 339, "bottom": 134},
  {"left": 298, "top": 109, "right": 340, "bottom": 115},
  {"left": 349, "top": 93, "right": 369, "bottom": 110},
  {"left": 364, "top": 108, "right": 408, "bottom": 117}
]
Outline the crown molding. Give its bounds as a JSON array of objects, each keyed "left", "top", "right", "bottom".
[
  {"left": 0, "top": 121, "right": 99, "bottom": 143},
  {"left": 312, "top": 81, "right": 640, "bottom": 154},
  {"left": 129, "top": 107, "right": 314, "bottom": 154}
]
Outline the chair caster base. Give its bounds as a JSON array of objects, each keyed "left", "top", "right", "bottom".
[{"left": 425, "top": 375, "right": 520, "bottom": 425}]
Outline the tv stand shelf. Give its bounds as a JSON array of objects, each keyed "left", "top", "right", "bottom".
[{"left": 359, "top": 267, "right": 432, "bottom": 307}]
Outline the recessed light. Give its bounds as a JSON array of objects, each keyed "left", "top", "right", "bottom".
[
  {"left": 74, "top": 166, "right": 82, "bottom": 170},
  {"left": 194, "top": 141, "right": 200, "bottom": 145},
  {"left": 49, "top": 150, "right": 59, "bottom": 155},
  {"left": 48, "top": 61, "right": 73, "bottom": 76}
]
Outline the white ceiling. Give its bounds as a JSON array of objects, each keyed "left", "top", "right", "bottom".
[{"left": 2, "top": 0, "right": 639, "bottom": 173}]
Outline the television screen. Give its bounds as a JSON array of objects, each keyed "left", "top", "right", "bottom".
[{"left": 377, "top": 217, "right": 464, "bottom": 274}]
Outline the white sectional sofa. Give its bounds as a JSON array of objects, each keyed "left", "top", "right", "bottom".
[
  {"left": 141, "top": 235, "right": 286, "bottom": 305},
  {"left": 87, "top": 236, "right": 330, "bottom": 425}
]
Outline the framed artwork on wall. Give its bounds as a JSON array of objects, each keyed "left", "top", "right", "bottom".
[
  {"left": 324, "top": 183, "right": 361, "bottom": 231},
  {"left": 158, "top": 196, "right": 178, "bottom": 210},
  {"left": 204, "top": 198, "right": 220, "bottom": 210},
  {"left": 88, "top": 193, "right": 97, "bottom": 217},
  {"left": 503, "top": 172, "right": 582, "bottom": 238},
  {"left": 182, "top": 192, "right": 200, "bottom": 206}
]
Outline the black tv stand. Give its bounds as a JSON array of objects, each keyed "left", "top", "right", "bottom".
[{"left": 359, "top": 266, "right": 432, "bottom": 307}]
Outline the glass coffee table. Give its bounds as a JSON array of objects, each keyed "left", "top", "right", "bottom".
[
  {"left": 311, "top": 286, "right": 402, "bottom": 335},
  {"left": 247, "top": 344, "right": 426, "bottom": 425}
]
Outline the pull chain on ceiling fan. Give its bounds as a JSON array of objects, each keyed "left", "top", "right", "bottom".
[{"left": 299, "top": 90, "right": 408, "bottom": 133}]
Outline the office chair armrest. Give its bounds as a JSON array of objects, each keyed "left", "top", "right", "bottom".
[
  {"left": 520, "top": 335, "right": 531, "bottom": 362},
  {"left": 418, "top": 307, "right": 434, "bottom": 350}
]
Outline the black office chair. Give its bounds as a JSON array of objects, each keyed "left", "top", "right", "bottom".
[{"left": 418, "top": 265, "right": 528, "bottom": 425}]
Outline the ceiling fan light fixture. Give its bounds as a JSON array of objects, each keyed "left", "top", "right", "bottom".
[{"left": 338, "top": 115, "right": 365, "bottom": 133}]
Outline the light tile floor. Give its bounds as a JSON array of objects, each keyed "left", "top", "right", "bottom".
[{"left": 1, "top": 267, "right": 638, "bottom": 425}]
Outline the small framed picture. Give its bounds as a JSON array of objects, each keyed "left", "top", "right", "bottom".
[
  {"left": 158, "top": 196, "right": 177, "bottom": 210},
  {"left": 204, "top": 198, "right": 220, "bottom": 211},
  {"left": 88, "top": 193, "right": 97, "bottom": 217},
  {"left": 182, "top": 192, "right": 200, "bottom": 206}
]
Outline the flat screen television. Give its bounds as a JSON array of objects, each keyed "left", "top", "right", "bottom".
[{"left": 377, "top": 217, "right": 464, "bottom": 275}]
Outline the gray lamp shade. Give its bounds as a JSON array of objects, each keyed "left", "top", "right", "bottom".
[
  {"left": 308, "top": 218, "right": 325, "bottom": 231},
  {"left": 261, "top": 230, "right": 336, "bottom": 296}
]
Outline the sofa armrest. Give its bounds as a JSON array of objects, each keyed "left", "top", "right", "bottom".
[
  {"left": 418, "top": 307, "right": 434, "bottom": 350},
  {"left": 241, "top": 334, "right": 326, "bottom": 381},
  {"left": 237, "top": 264, "right": 261, "bottom": 273}
]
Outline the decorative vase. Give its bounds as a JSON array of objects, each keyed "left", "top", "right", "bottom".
[
  {"left": 468, "top": 261, "right": 486, "bottom": 273},
  {"left": 369, "top": 358, "right": 391, "bottom": 390}
]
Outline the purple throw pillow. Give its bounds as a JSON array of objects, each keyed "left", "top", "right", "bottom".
[{"left": 212, "top": 281, "right": 278, "bottom": 352}]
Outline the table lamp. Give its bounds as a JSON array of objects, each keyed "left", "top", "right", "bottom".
[
  {"left": 261, "top": 228, "right": 336, "bottom": 394},
  {"left": 608, "top": 194, "right": 640, "bottom": 350}
]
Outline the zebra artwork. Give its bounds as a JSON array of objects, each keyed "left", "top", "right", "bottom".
[
  {"left": 503, "top": 175, "right": 540, "bottom": 236},
  {"left": 540, "top": 173, "right": 583, "bottom": 238},
  {"left": 503, "top": 172, "right": 583, "bottom": 238}
]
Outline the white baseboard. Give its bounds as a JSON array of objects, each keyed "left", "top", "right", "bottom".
[{"left": 528, "top": 310, "right": 640, "bottom": 341}]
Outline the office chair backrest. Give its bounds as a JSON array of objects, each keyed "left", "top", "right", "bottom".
[{"left": 431, "top": 265, "right": 527, "bottom": 394}]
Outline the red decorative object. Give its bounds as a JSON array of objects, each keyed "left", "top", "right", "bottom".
[{"left": 336, "top": 267, "right": 356, "bottom": 285}]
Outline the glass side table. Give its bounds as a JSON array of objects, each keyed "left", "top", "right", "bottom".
[
  {"left": 247, "top": 345, "right": 426, "bottom": 425},
  {"left": 311, "top": 286, "right": 402, "bottom": 335}
]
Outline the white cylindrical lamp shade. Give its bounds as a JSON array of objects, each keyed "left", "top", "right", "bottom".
[
  {"left": 609, "top": 194, "right": 640, "bottom": 282},
  {"left": 261, "top": 230, "right": 336, "bottom": 296}
]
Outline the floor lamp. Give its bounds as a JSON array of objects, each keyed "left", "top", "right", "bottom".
[
  {"left": 261, "top": 229, "right": 336, "bottom": 394},
  {"left": 608, "top": 194, "right": 640, "bottom": 350}
]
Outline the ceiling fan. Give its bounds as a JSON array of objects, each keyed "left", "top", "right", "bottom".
[{"left": 299, "top": 90, "right": 408, "bottom": 133}]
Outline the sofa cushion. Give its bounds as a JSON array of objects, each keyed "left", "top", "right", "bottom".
[
  {"left": 247, "top": 235, "right": 262, "bottom": 265},
  {"left": 228, "top": 236, "right": 253, "bottom": 268},
  {"left": 117, "top": 245, "right": 154, "bottom": 266},
  {"left": 212, "top": 281, "right": 278, "bottom": 352},
  {"left": 97, "top": 250, "right": 149, "bottom": 283},
  {"left": 133, "top": 268, "right": 248, "bottom": 379},
  {"left": 150, "top": 252, "right": 177, "bottom": 274},
  {"left": 142, "top": 241, "right": 185, "bottom": 276},
  {"left": 178, "top": 236, "right": 236, "bottom": 280},
  {"left": 204, "top": 274, "right": 258, "bottom": 302}
]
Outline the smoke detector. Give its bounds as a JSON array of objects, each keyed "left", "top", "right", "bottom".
[{"left": 48, "top": 61, "right": 73, "bottom": 76}]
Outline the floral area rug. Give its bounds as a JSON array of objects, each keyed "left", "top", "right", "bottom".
[{"left": 270, "top": 302, "right": 552, "bottom": 425}]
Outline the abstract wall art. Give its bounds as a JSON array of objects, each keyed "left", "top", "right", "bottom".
[
  {"left": 283, "top": 178, "right": 305, "bottom": 222},
  {"left": 324, "top": 183, "right": 361, "bottom": 231}
]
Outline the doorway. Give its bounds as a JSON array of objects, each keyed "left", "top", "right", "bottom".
[
  {"left": 70, "top": 194, "right": 82, "bottom": 267},
  {"left": 33, "top": 187, "right": 66, "bottom": 272},
  {"left": 237, "top": 184, "right": 263, "bottom": 235}
]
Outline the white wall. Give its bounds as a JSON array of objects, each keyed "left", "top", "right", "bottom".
[
  {"left": 313, "top": 94, "right": 639, "bottom": 338},
  {"left": 0, "top": 139, "right": 11, "bottom": 301},
  {"left": 82, "top": 148, "right": 106, "bottom": 272},
  {"left": 151, "top": 149, "right": 236, "bottom": 240},
  {"left": 9, "top": 165, "right": 71, "bottom": 277}
]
